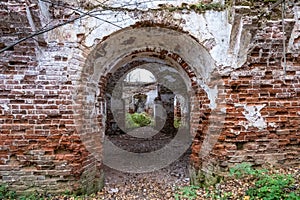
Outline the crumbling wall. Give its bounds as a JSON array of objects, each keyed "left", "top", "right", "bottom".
[
  {"left": 0, "top": 0, "right": 299, "bottom": 194},
  {"left": 0, "top": 0, "right": 103, "bottom": 194}
]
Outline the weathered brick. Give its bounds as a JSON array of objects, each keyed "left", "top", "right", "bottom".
[{"left": 0, "top": 0, "right": 299, "bottom": 195}]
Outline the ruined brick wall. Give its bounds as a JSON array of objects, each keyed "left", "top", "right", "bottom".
[
  {"left": 0, "top": 0, "right": 103, "bottom": 194},
  {"left": 191, "top": 1, "right": 300, "bottom": 182},
  {"left": 198, "top": 47, "right": 300, "bottom": 184},
  {"left": 220, "top": 15, "right": 300, "bottom": 167},
  {"left": 0, "top": 0, "right": 299, "bottom": 194}
]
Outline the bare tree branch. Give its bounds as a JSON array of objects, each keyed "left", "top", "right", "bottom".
[
  {"left": 0, "top": 12, "right": 87, "bottom": 54},
  {"left": 258, "top": 0, "right": 284, "bottom": 19},
  {"left": 0, "top": 0, "right": 123, "bottom": 54},
  {"left": 40, "top": 0, "right": 122, "bottom": 28}
]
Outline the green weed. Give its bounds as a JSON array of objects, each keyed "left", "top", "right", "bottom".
[
  {"left": 0, "top": 184, "right": 16, "bottom": 200},
  {"left": 246, "top": 173, "right": 299, "bottom": 200},
  {"left": 126, "top": 112, "right": 152, "bottom": 128},
  {"left": 229, "top": 162, "right": 267, "bottom": 178},
  {"left": 175, "top": 185, "right": 199, "bottom": 200},
  {"left": 229, "top": 163, "right": 299, "bottom": 200}
]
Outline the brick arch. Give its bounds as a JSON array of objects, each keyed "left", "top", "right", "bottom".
[{"left": 74, "top": 25, "right": 225, "bottom": 182}]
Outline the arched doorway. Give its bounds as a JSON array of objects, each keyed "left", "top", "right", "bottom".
[{"left": 74, "top": 25, "right": 224, "bottom": 188}]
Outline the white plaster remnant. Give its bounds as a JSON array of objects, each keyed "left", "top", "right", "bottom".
[
  {"left": 220, "top": 107, "right": 226, "bottom": 113},
  {"left": 230, "top": 14, "right": 243, "bottom": 67},
  {"left": 203, "top": 11, "right": 232, "bottom": 66},
  {"left": 38, "top": 0, "right": 51, "bottom": 26},
  {"left": 79, "top": 7, "right": 235, "bottom": 70},
  {"left": 48, "top": 23, "right": 78, "bottom": 43},
  {"left": 230, "top": 128, "right": 240, "bottom": 135},
  {"left": 234, "top": 103, "right": 244, "bottom": 107},
  {"left": 1, "top": 104, "right": 9, "bottom": 111},
  {"left": 181, "top": 10, "right": 232, "bottom": 67},
  {"left": 13, "top": 75, "right": 24, "bottom": 81},
  {"left": 86, "top": 94, "right": 95, "bottom": 103},
  {"left": 287, "top": 6, "right": 300, "bottom": 53},
  {"left": 268, "top": 122, "right": 277, "bottom": 128},
  {"left": 239, "top": 104, "right": 267, "bottom": 130},
  {"left": 159, "top": 66, "right": 178, "bottom": 73},
  {"left": 42, "top": 0, "right": 252, "bottom": 75},
  {"left": 201, "top": 84, "right": 218, "bottom": 110},
  {"left": 164, "top": 75, "right": 176, "bottom": 82},
  {"left": 85, "top": 11, "right": 136, "bottom": 47},
  {"left": 25, "top": 5, "right": 37, "bottom": 32},
  {"left": 103, "top": 0, "right": 200, "bottom": 10}
]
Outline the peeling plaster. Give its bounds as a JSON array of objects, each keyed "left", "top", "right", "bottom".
[
  {"left": 203, "top": 11, "right": 232, "bottom": 66},
  {"left": 268, "top": 122, "right": 277, "bottom": 128},
  {"left": 0, "top": 104, "right": 9, "bottom": 111},
  {"left": 38, "top": 0, "right": 51, "bottom": 26},
  {"left": 13, "top": 75, "right": 24, "bottom": 81},
  {"left": 164, "top": 75, "right": 176, "bottom": 82},
  {"left": 87, "top": 94, "right": 95, "bottom": 103},
  {"left": 237, "top": 104, "right": 267, "bottom": 130},
  {"left": 230, "top": 128, "right": 240, "bottom": 136},
  {"left": 46, "top": 2, "right": 252, "bottom": 73},
  {"left": 104, "top": 0, "right": 201, "bottom": 10},
  {"left": 48, "top": 23, "right": 78, "bottom": 43},
  {"left": 83, "top": 9, "right": 232, "bottom": 67},
  {"left": 201, "top": 84, "right": 218, "bottom": 110},
  {"left": 159, "top": 66, "right": 178, "bottom": 73},
  {"left": 25, "top": 5, "right": 37, "bottom": 32},
  {"left": 288, "top": 6, "right": 300, "bottom": 54},
  {"left": 85, "top": 11, "right": 136, "bottom": 46}
]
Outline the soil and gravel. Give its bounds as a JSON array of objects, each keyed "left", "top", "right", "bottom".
[
  {"left": 49, "top": 127, "right": 299, "bottom": 200},
  {"left": 100, "top": 127, "right": 191, "bottom": 200},
  {"left": 68, "top": 164, "right": 299, "bottom": 200}
]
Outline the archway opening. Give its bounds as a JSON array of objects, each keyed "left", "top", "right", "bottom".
[
  {"left": 103, "top": 57, "right": 190, "bottom": 151},
  {"left": 123, "top": 69, "right": 156, "bottom": 130},
  {"left": 76, "top": 26, "right": 221, "bottom": 194},
  {"left": 101, "top": 52, "right": 196, "bottom": 192}
]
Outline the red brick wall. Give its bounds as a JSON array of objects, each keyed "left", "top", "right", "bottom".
[
  {"left": 0, "top": 0, "right": 299, "bottom": 194},
  {"left": 217, "top": 19, "right": 300, "bottom": 168},
  {"left": 0, "top": 0, "right": 103, "bottom": 194},
  {"left": 188, "top": 3, "right": 300, "bottom": 182}
]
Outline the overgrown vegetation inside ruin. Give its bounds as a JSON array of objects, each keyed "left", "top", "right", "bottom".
[
  {"left": 125, "top": 112, "right": 153, "bottom": 128},
  {"left": 175, "top": 163, "right": 299, "bottom": 200},
  {"left": 231, "top": 163, "right": 299, "bottom": 200}
]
